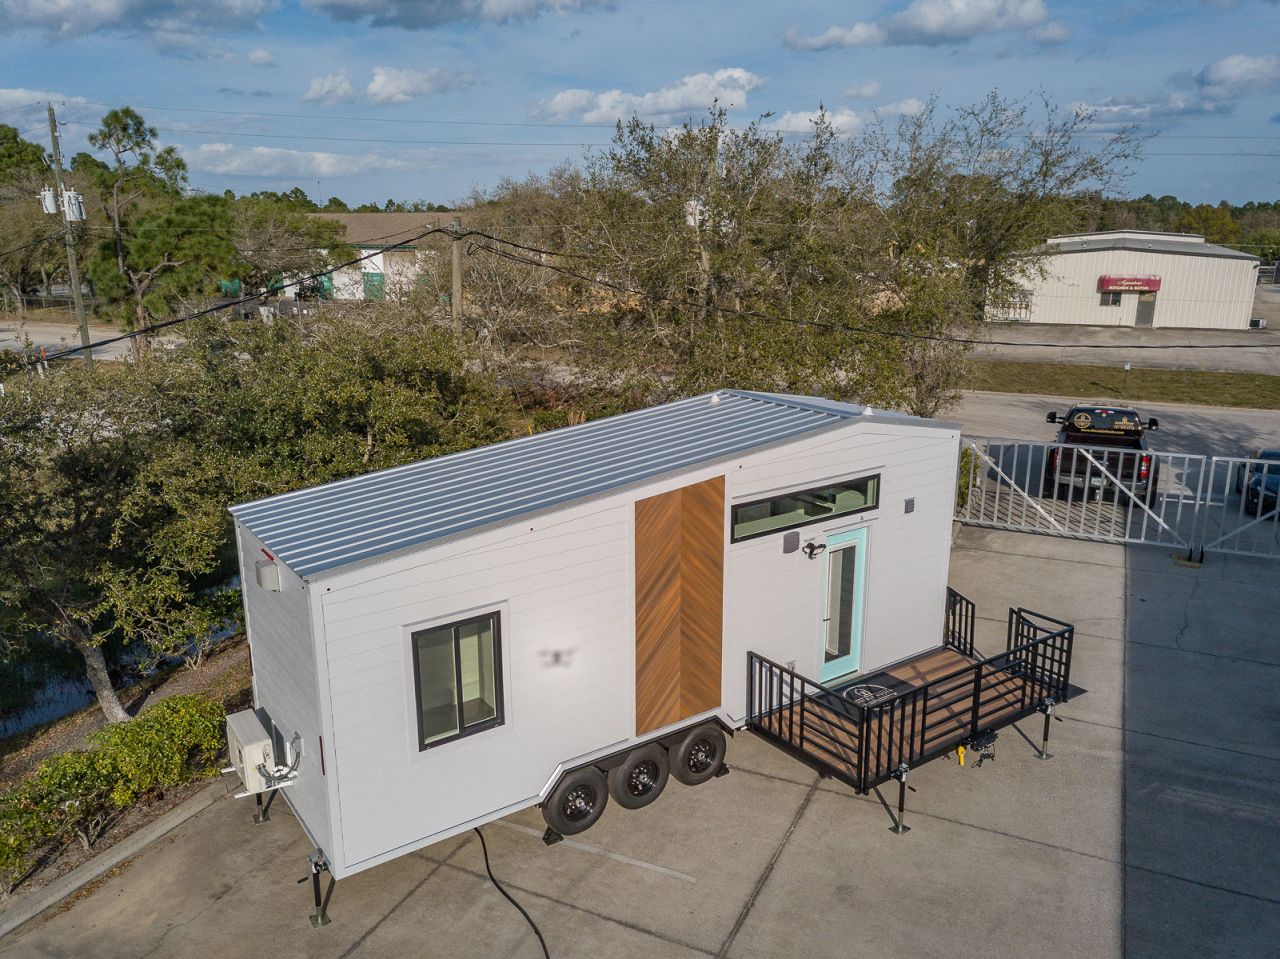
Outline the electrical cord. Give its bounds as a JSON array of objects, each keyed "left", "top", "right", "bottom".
[{"left": 473, "top": 827, "right": 551, "bottom": 959}]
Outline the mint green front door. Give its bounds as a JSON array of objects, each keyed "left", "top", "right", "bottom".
[{"left": 820, "top": 527, "right": 868, "bottom": 682}]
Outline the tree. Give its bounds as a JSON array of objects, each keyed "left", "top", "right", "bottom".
[
  {"left": 0, "top": 124, "right": 45, "bottom": 184},
  {"left": 0, "top": 363, "right": 156, "bottom": 722},
  {"left": 78, "top": 108, "right": 188, "bottom": 352},
  {"left": 1178, "top": 202, "right": 1242, "bottom": 246},
  {"left": 226, "top": 195, "right": 350, "bottom": 295},
  {"left": 85, "top": 194, "right": 235, "bottom": 338}
]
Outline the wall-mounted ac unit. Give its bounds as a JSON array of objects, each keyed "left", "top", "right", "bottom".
[
  {"left": 1249, "top": 316, "right": 1267, "bottom": 330},
  {"left": 226, "top": 710, "right": 275, "bottom": 795}
]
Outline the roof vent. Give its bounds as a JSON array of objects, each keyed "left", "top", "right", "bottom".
[{"left": 709, "top": 393, "right": 721, "bottom": 405}]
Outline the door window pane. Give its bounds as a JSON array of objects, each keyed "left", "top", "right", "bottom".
[
  {"left": 412, "top": 612, "right": 504, "bottom": 749},
  {"left": 825, "top": 546, "right": 857, "bottom": 663}
]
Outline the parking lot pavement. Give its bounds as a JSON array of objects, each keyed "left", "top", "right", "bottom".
[
  {"left": 3, "top": 528, "right": 1277, "bottom": 959},
  {"left": 957, "top": 391, "right": 1278, "bottom": 455},
  {"left": 972, "top": 289, "right": 1280, "bottom": 374}
]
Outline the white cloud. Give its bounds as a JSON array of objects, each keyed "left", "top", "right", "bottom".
[
  {"left": 786, "top": 0, "right": 1048, "bottom": 50},
  {"left": 545, "top": 68, "right": 766, "bottom": 123},
  {"left": 769, "top": 109, "right": 866, "bottom": 135},
  {"left": 784, "top": 23, "right": 883, "bottom": 51},
  {"left": 1077, "top": 52, "right": 1280, "bottom": 131},
  {"left": 366, "top": 66, "right": 469, "bottom": 103},
  {"left": 183, "top": 142, "right": 408, "bottom": 177},
  {"left": 0, "top": 87, "right": 85, "bottom": 116},
  {"left": 879, "top": 97, "right": 926, "bottom": 117},
  {"left": 247, "top": 48, "right": 277, "bottom": 67},
  {"left": 303, "top": 0, "right": 609, "bottom": 29},
  {"left": 0, "top": 0, "right": 274, "bottom": 39},
  {"left": 1195, "top": 54, "right": 1280, "bottom": 99},
  {"left": 844, "top": 80, "right": 882, "bottom": 100},
  {"left": 303, "top": 70, "right": 354, "bottom": 105},
  {"left": 1074, "top": 91, "right": 1232, "bottom": 127}
]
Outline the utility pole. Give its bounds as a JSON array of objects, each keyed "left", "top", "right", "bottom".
[
  {"left": 450, "top": 216, "right": 463, "bottom": 335},
  {"left": 46, "top": 103, "right": 92, "bottom": 368}
]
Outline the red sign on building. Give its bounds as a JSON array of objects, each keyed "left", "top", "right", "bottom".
[{"left": 1098, "top": 275, "right": 1161, "bottom": 293}]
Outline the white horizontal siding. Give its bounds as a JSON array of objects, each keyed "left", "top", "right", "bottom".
[
  {"left": 313, "top": 415, "right": 959, "bottom": 876},
  {"left": 236, "top": 526, "right": 332, "bottom": 858},
  {"left": 721, "top": 425, "right": 960, "bottom": 721}
]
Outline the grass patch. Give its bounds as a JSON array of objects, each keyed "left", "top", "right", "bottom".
[{"left": 968, "top": 360, "right": 1280, "bottom": 410}]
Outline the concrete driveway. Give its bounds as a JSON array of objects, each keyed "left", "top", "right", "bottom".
[{"left": 3, "top": 528, "right": 1277, "bottom": 958}]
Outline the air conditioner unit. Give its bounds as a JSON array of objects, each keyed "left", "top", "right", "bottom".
[
  {"left": 226, "top": 710, "right": 275, "bottom": 795},
  {"left": 1249, "top": 316, "right": 1267, "bottom": 330}
]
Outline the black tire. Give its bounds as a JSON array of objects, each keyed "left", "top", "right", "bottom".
[
  {"left": 1040, "top": 474, "right": 1059, "bottom": 499},
  {"left": 607, "top": 744, "right": 669, "bottom": 810},
  {"left": 668, "top": 724, "right": 727, "bottom": 787},
  {"left": 543, "top": 766, "right": 608, "bottom": 836}
]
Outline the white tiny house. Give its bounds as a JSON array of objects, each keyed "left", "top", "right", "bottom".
[{"left": 228, "top": 390, "right": 963, "bottom": 890}]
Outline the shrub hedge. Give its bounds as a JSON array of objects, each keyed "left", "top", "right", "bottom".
[{"left": 0, "top": 695, "right": 225, "bottom": 896}]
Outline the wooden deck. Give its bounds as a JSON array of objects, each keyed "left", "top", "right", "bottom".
[{"left": 754, "top": 646, "right": 1035, "bottom": 788}]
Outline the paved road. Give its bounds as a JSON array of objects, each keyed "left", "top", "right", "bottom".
[
  {"left": 973, "top": 285, "right": 1280, "bottom": 375},
  {"left": 0, "top": 318, "right": 130, "bottom": 362},
  {"left": 956, "top": 390, "right": 1279, "bottom": 456}
]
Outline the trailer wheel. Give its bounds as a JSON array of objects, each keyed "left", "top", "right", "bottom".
[
  {"left": 607, "top": 745, "right": 669, "bottom": 810},
  {"left": 543, "top": 767, "right": 608, "bottom": 836},
  {"left": 668, "top": 724, "right": 726, "bottom": 787}
]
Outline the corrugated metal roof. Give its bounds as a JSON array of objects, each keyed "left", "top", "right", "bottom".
[
  {"left": 1040, "top": 234, "right": 1257, "bottom": 262},
  {"left": 230, "top": 390, "right": 897, "bottom": 579}
]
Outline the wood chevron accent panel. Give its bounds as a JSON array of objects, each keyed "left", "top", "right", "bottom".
[{"left": 634, "top": 476, "right": 725, "bottom": 736}]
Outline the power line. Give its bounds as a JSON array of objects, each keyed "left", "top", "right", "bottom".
[
  {"left": 23, "top": 223, "right": 1280, "bottom": 367},
  {"left": 462, "top": 236, "right": 1280, "bottom": 352},
  {"left": 29, "top": 226, "right": 562, "bottom": 363},
  {"left": 62, "top": 98, "right": 1280, "bottom": 141},
  {"left": 152, "top": 127, "right": 607, "bottom": 148},
  {"left": 0, "top": 231, "right": 67, "bottom": 258}
]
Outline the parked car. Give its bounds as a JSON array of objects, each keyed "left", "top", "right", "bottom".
[
  {"left": 1236, "top": 448, "right": 1280, "bottom": 516},
  {"left": 1042, "top": 404, "right": 1160, "bottom": 505}
]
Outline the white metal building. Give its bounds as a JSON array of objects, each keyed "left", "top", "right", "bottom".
[
  {"left": 228, "top": 391, "right": 962, "bottom": 881},
  {"left": 993, "top": 230, "right": 1259, "bottom": 330}
]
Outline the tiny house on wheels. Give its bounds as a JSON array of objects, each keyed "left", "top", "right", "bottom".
[{"left": 226, "top": 390, "right": 1075, "bottom": 925}]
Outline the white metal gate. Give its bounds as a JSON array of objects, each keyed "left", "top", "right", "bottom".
[
  {"left": 956, "top": 439, "right": 1280, "bottom": 561},
  {"left": 1191, "top": 456, "right": 1280, "bottom": 559}
]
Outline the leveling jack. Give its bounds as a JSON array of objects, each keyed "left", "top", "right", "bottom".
[
  {"left": 890, "top": 763, "right": 912, "bottom": 835},
  {"left": 1038, "top": 698, "right": 1061, "bottom": 761},
  {"left": 297, "top": 852, "right": 334, "bottom": 928}
]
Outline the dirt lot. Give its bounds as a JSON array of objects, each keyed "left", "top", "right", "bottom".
[{"left": 2, "top": 529, "right": 1276, "bottom": 959}]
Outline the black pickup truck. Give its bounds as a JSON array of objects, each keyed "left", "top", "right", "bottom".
[{"left": 1041, "top": 404, "right": 1160, "bottom": 505}]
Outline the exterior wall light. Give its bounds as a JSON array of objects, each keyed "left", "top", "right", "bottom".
[{"left": 802, "top": 542, "right": 827, "bottom": 560}]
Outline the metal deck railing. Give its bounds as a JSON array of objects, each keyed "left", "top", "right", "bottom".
[{"left": 746, "top": 592, "right": 1074, "bottom": 795}]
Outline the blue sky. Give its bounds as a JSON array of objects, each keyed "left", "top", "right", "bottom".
[{"left": 2, "top": 0, "right": 1278, "bottom": 206}]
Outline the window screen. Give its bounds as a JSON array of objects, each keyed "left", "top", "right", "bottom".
[
  {"left": 412, "top": 612, "right": 503, "bottom": 749},
  {"left": 731, "top": 475, "right": 880, "bottom": 542}
]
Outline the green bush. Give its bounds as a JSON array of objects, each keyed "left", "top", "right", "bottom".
[
  {"left": 91, "top": 695, "right": 226, "bottom": 807},
  {"left": 0, "top": 694, "right": 225, "bottom": 896}
]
